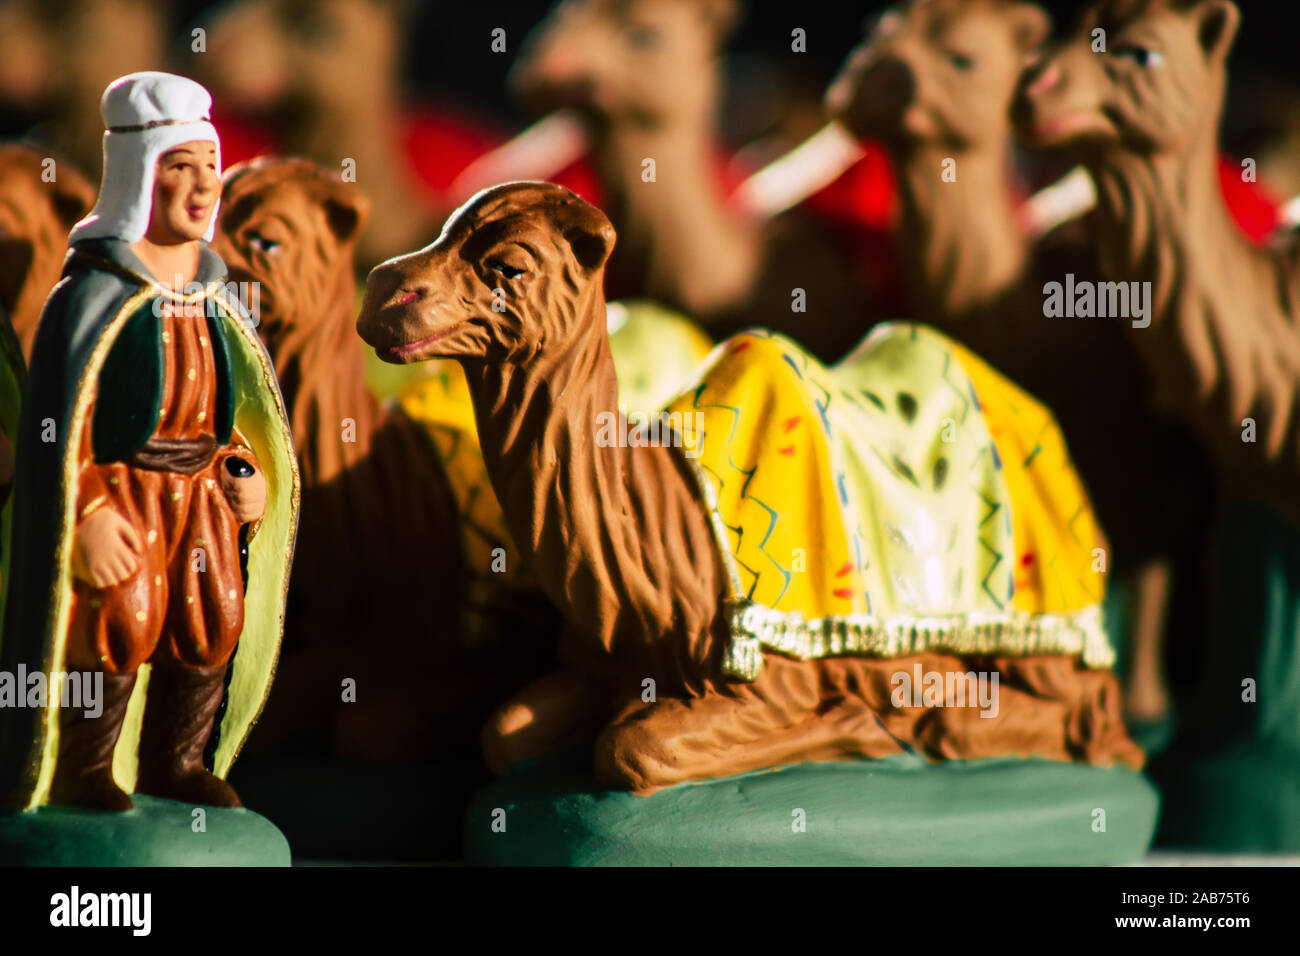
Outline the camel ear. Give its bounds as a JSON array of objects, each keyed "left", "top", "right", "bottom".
[
  {"left": 49, "top": 174, "right": 96, "bottom": 229},
  {"left": 700, "top": 0, "right": 740, "bottom": 44},
  {"left": 320, "top": 182, "right": 371, "bottom": 244},
  {"left": 559, "top": 198, "right": 616, "bottom": 273},
  {"left": 564, "top": 221, "right": 616, "bottom": 274},
  {"left": 1194, "top": 0, "right": 1239, "bottom": 63},
  {"left": 1006, "top": 3, "right": 1051, "bottom": 56}
]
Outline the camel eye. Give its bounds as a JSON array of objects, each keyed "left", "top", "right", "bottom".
[
  {"left": 624, "top": 24, "right": 660, "bottom": 50},
  {"left": 946, "top": 50, "right": 975, "bottom": 71},
  {"left": 1111, "top": 45, "right": 1164, "bottom": 68},
  {"left": 249, "top": 233, "right": 282, "bottom": 255},
  {"left": 489, "top": 259, "right": 525, "bottom": 280}
]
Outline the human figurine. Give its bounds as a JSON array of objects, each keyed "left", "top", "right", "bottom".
[{"left": 0, "top": 72, "right": 298, "bottom": 813}]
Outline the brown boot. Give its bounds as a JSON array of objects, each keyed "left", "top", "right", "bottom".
[
  {"left": 135, "top": 663, "right": 242, "bottom": 808},
  {"left": 47, "top": 671, "right": 137, "bottom": 812}
]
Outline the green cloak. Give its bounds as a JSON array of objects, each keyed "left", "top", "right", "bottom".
[{"left": 0, "top": 238, "right": 298, "bottom": 810}]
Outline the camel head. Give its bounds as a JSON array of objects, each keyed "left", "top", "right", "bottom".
[
  {"left": 0, "top": 145, "right": 96, "bottom": 356},
  {"left": 214, "top": 157, "right": 369, "bottom": 358},
  {"left": 358, "top": 182, "right": 615, "bottom": 365},
  {"left": 511, "top": 0, "right": 738, "bottom": 130},
  {"left": 827, "top": 0, "right": 1050, "bottom": 151},
  {"left": 200, "top": 0, "right": 404, "bottom": 116},
  {"left": 1013, "top": 0, "right": 1239, "bottom": 156}
]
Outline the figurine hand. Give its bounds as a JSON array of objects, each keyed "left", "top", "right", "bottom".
[
  {"left": 219, "top": 456, "right": 267, "bottom": 524},
  {"left": 72, "top": 508, "right": 143, "bottom": 589}
]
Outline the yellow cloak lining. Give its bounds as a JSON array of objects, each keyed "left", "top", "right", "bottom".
[{"left": 21, "top": 283, "right": 298, "bottom": 809}]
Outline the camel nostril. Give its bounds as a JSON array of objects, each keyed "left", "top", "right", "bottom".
[
  {"left": 393, "top": 289, "right": 422, "bottom": 307},
  {"left": 857, "top": 56, "right": 916, "bottom": 117},
  {"left": 1025, "top": 62, "right": 1062, "bottom": 98}
]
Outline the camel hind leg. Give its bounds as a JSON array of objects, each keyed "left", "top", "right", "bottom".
[{"left": 593, "top": 656, "right": 908, "bottom": 794}]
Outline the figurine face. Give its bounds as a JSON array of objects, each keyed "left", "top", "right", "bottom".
[
  {"left": 358, "top": 183, "right": 613, "bottom": 364},
  {"left": 511, "top": 0, "right": 734, "bottom": 127},
  {"left": 146, "top": 140, "right": 221, "bottom": 244},
  {"left": 1013, "top": 0, "right": 1239, "bottom": 154},
  {"left": 827, "top": 0, "right": 1049, "bottom": 149}
]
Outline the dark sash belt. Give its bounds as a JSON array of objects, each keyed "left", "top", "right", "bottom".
[{"left": 125, "top": 434, "right": 218, "bottom": 475}]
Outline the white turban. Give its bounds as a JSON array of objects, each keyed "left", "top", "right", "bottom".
[{"left": 70, "top": 72, "right": 222, "bottom": 245}]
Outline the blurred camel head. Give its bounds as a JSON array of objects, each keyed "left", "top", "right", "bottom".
[
  {"left": 0, "top": 0, "right": 168, "bottom": 174},
  {"left": 828, "top": 0, "right": 1050, "bottom": 151},
  {"left": 201, "top": 0, "right": 406, "bottom": 117},
  {"left": 511, "top": 0, "right": 739, "bottom": 130},
  {"left": 1013, "top": 0, "right": 1239, "bottom": 157}
]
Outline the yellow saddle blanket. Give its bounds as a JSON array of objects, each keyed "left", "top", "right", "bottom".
[{"left": 665, "top": 323, "right": 1113, "bottom": 681}]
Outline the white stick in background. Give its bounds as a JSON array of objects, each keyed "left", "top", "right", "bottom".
[
  {"left": 1279, "top": 194, "right": 1300, "bottom": 232},
  {"left": 448, "top": 110, "right": 591, "bottom": 204},
  {"left": 729, "top": 122, "right": 865, "bottom": 220},
  {"left": 1018, "top": 164, "right": 1097, "bottom": 238}
]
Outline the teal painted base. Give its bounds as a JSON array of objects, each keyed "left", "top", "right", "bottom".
[
  {"left": 465, "top": 751, "right": 1160, "bottom": 866},
  {"left": 1153, "top": 738, "right": 1300, "bottom": 852},
  {"left": 1149, "top": 500, "right": 1300, "bottom": 852},
  {"left": 228, "top": 742, "right": 486, "bottom": 861},
  {"left": 0, "top": 795, "right": 290, "bottom": 866}
]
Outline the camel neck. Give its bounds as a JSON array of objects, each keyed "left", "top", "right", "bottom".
[
  {"left": 893, "top": 140, "right": 1027, "bottom": 321},
  {"left": 1088, "top": 134, "right": 1255, "bottom": 326},
  {"left": 276, "top": 256, "right": 377, "bottom": 483},
  {"left": 459, "top": 293, "right": 724, "bottom": 685},
  {"left": 594, "top": 119, "right": 758, "bottom": 315}
]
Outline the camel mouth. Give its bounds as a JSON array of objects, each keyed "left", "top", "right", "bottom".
[
  {"left": 371, "top": 321, "right": 468, "bottom": 364},
  {"left": 1014, "top": 99, "right": 1114, "bottom": 147}
]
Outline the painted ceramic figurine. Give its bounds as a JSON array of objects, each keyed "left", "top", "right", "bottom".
[
  {"left": 0, "top": 72, "right": 298, "bottom": 813},
  {"left": 213, "top": 156, "right": 713, "bottom": 768},
  {"left": 821, "top": 0, "right": 1220, "bottom": 747},
  {"left": 198, "top": 0, "right": 503, "bottom": 266},
  {"left": 1015, "top": 0, "right": 1300, "bottom": 850},
  {"left": 212, "top": 157, "right": 557, "bottom": 762},
  {"left": 358, "top": 182, "right": 1143, "bottom": 793},
  {"left": 494, "top": 0, "right": 876, "bottom": 362}
]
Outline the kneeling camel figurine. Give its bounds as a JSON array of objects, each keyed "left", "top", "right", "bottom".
[{"left": 358, "top": 182, "right": 1143, "bottom": 793}]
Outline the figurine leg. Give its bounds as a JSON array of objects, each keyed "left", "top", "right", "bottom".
[
  {"left": 51, "top": 503, "right": 170, "bottom": 811},
  {"left": 913, "top": 657, "right": 1144, "bottom": 769},
  {"left": 135, "top": 662, "right": 240, "bottom": 807},
  {"left": 135, "top": 465, "right": 246, "bottom": 808},
  {"left": 482, "top": 667, "right": 616, "bottom": 775},
  {"left": 1122, "top": 559, "right": 1172, "bottom": 723},
  {"left": 46, "top": 671, "right": 139, "bottom": 811},
  {"left": 593, "top": 656, "right": 904, "bottom": 793}
]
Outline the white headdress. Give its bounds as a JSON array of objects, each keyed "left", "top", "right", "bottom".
[{"left": 70, "top": 72, "right": 222, "bottom": 244}]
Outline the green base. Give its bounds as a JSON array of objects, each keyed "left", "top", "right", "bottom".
[
  {"left": 1151, "top": 738, "right": 1300, "bottom": 852},
  {"left": 465, "top": 750, "right": 1160, "bottom": 866},
  {"left": 0, "top": 795, "right": 290, "bottom": 866},
  {"left": 228, "top": 743, "right": 487, "bottom": 861}
]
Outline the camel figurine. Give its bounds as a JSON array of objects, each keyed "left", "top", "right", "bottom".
[
  {"left": 812, "top": 0, "right": 1222, "bottom": 741},
  {"left": 198, "top": 0, "right": 503, "bottom": 266},
  {"left": 213, "top": 158, "right": 712, "bottom": 767},
  {"left": 358, "top": 181, "right": 1144, "bottom": 793},
  {"left": 0, "top": 0, "right": 171, "bottom": 179},
  {"left": 1015, "top": 0, "right": 1300, "bottom": 523},
  {"left": 0, "top": 145, "right": 97, "bottom": 358},
  {"left": 1015, "top": 0, "right": 1300, "bottom": 849},
  {"left": 212, "top": 158, "right": 560, "bottom": 763},
  {"left": 478, "top": 0, "right": 877, "bottom": 363}
]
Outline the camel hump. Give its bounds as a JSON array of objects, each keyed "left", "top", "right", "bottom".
[{"left": 668, "top": 324, "right": 1113, "bottom": 681}]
